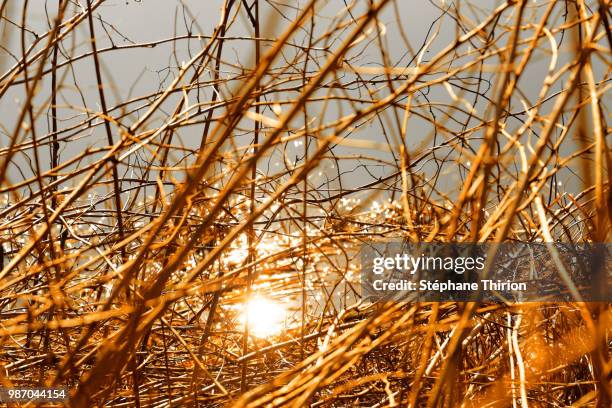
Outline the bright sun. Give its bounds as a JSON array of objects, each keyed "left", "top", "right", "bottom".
[{"left": 240, "top": 297, "right": 286, "bottom": 338}]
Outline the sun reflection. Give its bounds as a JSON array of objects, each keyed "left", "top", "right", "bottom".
[{"left": 240, "top": 297, "right": 286, "bottom": 338}]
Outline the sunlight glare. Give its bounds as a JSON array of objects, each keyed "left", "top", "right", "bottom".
[{"left": 240, "top": 297, "right": 286, "bottom": 338}]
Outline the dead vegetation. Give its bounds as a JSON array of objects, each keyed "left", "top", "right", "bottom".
[{"left": 0, "top": 0, "right": 610, "bottom": 406}]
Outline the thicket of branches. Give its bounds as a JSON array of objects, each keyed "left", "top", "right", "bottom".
[{"left": 0, "top": 0, "right": 610, "bottom": 406}]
